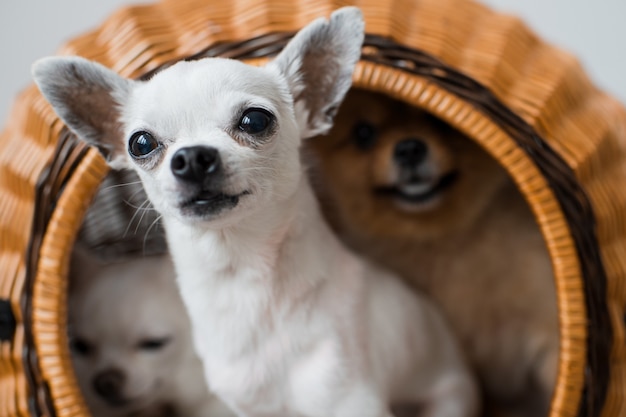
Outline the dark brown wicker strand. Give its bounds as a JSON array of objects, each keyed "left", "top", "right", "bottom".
[
  {"left": 22, "top": 130, "right": 90, "bottom": 417},
  {"left": 22, "top": 33, "right": 612, "bottom": 417}
]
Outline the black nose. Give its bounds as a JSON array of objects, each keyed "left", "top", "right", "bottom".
[
  {"left": 92, "top": 368, "right": 126, "bottom": 403},
  {"left": 393, "top": 138, "right": 428, "bottom": 167},
  {"left": 171, "top": 146, "right": 221, "bottom": 183}
]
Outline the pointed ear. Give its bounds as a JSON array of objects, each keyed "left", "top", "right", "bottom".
[
  {"left": 32, "top": 56, "right": 133, "bottom": 169},
  {"left": 269, "top": 7, "right": 365, "bottom": 138}
]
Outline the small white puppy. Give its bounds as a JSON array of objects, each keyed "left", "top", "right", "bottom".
[
  {"left": 69, "top": 249, "right": 233, "bottom": 417},
  {"left": 36, "top": 8, "right": 478, "bottom": 417}
]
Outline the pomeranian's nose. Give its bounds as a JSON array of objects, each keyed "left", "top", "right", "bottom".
[
  {"left": 171, "top": 146, "right": 221, "bottom": 183},
  {"left": 393, "top": 138, "right": 428, "bottom": 167},
  {"left": 92, "top": 368, "right": 126, "bottom": 404}
]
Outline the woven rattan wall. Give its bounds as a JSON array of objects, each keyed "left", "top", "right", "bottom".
[{"left": 0, "top": 0, "right": 624, "bottom": 416}]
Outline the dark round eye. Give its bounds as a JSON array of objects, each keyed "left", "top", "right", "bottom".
[
  {"left": 129, "top": 131, "right": 159, "bottom": 157},
  {"left": 238, "top": 108, "right": 273, "bottom": 135},
  {"left": 352, "top": 122, "right": 377, "bottom": 150},
  {"left": 137, "top": 337, "right": 171, "bottom": 351},
  {"left": 70, "top": 338, "right": 94, "bottom": 356}
]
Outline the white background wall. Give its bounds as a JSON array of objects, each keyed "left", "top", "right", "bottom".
[{"left": 1, "top": 0, "right": 624, "bottom": 125}]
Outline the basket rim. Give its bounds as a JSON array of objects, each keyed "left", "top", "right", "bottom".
[{"left": 22, "top": 34, "right": 610, "bottom": 417}]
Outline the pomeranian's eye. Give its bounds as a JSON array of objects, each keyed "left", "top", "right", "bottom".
[
  {"left": 137, "top": 337, "right": 171, "bottom": 351},
  {"left": 129, "top": 131, "right": 160, "bottom": 157},
  {"left": 70, "top": 337, "right": 94, "bottom": 356},
  {"left": 352, "top": 122, "right": 377, "bottom": 150},
  {"left": 238, "top": 108, "right": 274, "bottom": 135}
]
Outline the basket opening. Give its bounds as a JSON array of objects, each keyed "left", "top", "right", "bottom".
[{"left": 60, "top": 87, "right": 559, "bottom": 417}]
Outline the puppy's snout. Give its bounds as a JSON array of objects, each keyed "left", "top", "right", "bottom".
[
  {"left": 171, "top": 146, "right": 221, "bottom": 183},
  {"left": 394, "top": 138, "right": 428, "bottom": 167},
  {"left": 93, "top": 368, "right": 126, "bottom": 404}
]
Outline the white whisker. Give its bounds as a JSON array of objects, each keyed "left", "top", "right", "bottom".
[
  {"left": 143, "top": 214, "right": 163, "bottom": 255},
  {"left": 133, "top": 200, "right": 155, "bottom": 235},
  {"left": 123, "top": 199, "right": 152, "bottom": 238},
  {"left": 99, "top": 180, "right": 143, "bottom": 193}
]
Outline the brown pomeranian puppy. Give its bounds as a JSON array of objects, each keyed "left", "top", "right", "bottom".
[{"left": 306, "top": 89, "right": 559, "bottom": 417}]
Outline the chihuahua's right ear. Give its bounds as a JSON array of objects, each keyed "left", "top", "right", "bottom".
[
  {"left": 268, "top": 7, "right": 364, "bottom": 139},
  {"left": 32, "top": 56, "right": 133, "bottom": 169}
]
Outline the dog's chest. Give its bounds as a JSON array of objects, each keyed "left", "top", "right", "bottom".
[
  {"left": 174, "top": 269, "right": 350, "bottom": 416},
  {"left": 163, "top": 217, "right": 375, "bottom": 416},
  {"left": 205, "top": 330, "right": 342, "bottom": 417},
  {"left": 192, "top": 289, "right": 343, "bottom": 417}
]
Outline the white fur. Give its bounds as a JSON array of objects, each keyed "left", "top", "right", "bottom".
[
  {"left": 69, "top": 250, "right": 233, "bottom": 417},
  {"left": 35, "top": 7, "right": 478, "bottom": 417}
]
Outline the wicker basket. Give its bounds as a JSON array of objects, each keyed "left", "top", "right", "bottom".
[{"left": 0, "top": 0, "right": 625, "bottom": 416}]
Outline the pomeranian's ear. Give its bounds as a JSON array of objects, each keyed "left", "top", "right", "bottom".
[
  {"left": 32, "top": 56, "right": 133, "bottom": 169},
  {"left": 268, "top": 7, "right": 364, "bottom": 138}
]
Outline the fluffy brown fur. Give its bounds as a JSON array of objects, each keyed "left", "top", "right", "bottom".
[{"left": 306, "top": 89, "right": 559, "bottom": 417}]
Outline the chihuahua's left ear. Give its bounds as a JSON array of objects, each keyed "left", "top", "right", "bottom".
[
  {"left": 32, "top": 56, "right": 133, "bottom": 169},
  {"left": 269, "top": 7, "right": 364, "bottom": 138}
]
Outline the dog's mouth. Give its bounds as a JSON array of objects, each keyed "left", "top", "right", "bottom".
[
  {"left": 375, "top": 171, "right": 459, "bottom": 205},
  {"left": 179, "top": 190, "right": 250, "bottom": 217},
  {"left": 100, "top": 380, "right": 164, "bottom": 411}
]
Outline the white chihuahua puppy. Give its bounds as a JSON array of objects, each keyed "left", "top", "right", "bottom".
[
  {"left": 35, "top": 8, "right": 478, "bottom": 417},
  {"left": 69, "top": 249, "right": 233, "bottom": 417}
]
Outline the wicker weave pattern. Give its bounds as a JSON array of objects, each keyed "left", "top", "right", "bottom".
[
  {"left": 34, "top": 149, "right": 107, "bottom": 417},
  {"left": 0, "top": 84, "right": 65, "bottom": 417},
  {"left": 0, "top": 0, "right": 624, "bottom": 416}
]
